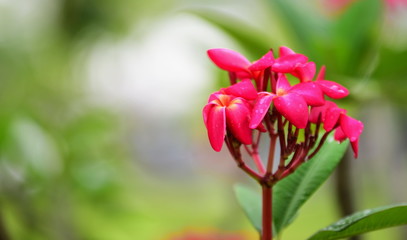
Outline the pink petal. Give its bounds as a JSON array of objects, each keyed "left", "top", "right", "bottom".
[
  {"left": 334, "top": 126, "right": 347, "bottom": 142},
  {"left": 249, "top": 93, "right": 274, "bottom": 129},
  {"left": 316, "top": 66, "right": 326, "bottom": 81},
  {"left": 274, "top": 93, "right": 309, "bottom": 129},
  {"left": 339, "top": 115, "right": 364, "bottom": 142},
  {"left": 226, "top": 101, "right": 252, "bottom": 145},
  {"left": 309, "top": 101, "right": 337, "bottom": 123},
  {"left": 207, "top": 106, "right": 226, "bottom": 152},
  {"left": 316, "top": 80, "right": 349, "bottom": 99},
  {"left": 290, "top": 82, "right": 325, "bottom": 106},
  {"left": 272, "top": 54, "right": 308, "bottom": 73},
  {"left": 276, "top": 74, "right": 291, "bottom": 92},
  {"left": 294, "top": 62, "right": 316, "bottom": 82},
  {"left": 208, "top": 92, "right": 221, "bottom": 102},
  {"left": 223, "top": 80, "right": 258, "bottom": 100},
  {"left": 235, "top": 71, "right": 252, "bottom": 80},
  {"left": 207, "top": 48, "right": 251, "bottom": 72},
  {"left": 324, "top": 106, "right": 345, "bottom": 131},
  {"left": 309, "top": 105, "right": 324, "bottom": 124},
  {"left": 350, "top": 138, "right": 359, "bottom": 158},
  {"left": 279, "top": 46, "right": 296, "bottom": 57},
  {"left": 249, "top": 50, "right": 275, "bottom": 71},
  {"left": 203, "top": 103, "right": 214, "bottom": 127}
]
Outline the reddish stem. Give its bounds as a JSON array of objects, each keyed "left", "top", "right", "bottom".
[
  {"left": 252, "top": 151, "right": 266, "bottom": 175},
  {"left": 262, "top": 185, "right": 273, "bottom": 240},
  {"left": 308, "top": 131, "right": 330, "bottom": 159},
  {"left": 235, "top": 156, "right": 262, "bottom": 182},
  {"left": 266, "top": 134, "right": 278, "bottom": 174}
]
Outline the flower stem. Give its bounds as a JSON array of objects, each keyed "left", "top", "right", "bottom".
[
  {"left": 252, "top": 152, "right": 266, "bottom": 175},
  {"left": 262, "top": 185, "right": 273, "bottom": 240}
]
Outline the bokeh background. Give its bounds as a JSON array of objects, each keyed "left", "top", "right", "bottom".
[{"left": 0, "top": 0, "right": 407, "bottom": 239}]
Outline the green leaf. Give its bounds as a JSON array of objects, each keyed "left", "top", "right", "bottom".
[
  {"left": 308, "top": 203, "right": 407, "bottom": 240},
  {"left": 273, "top": 137, "right": 349, "bottom": 236},
  {"left": 234, "top": 184, "right": 262, "bottom": 232}
]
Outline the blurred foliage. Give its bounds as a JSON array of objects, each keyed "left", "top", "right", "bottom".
[
  {"left": 1, "top": 0, "right": 407, "bottom": 239},
  {"left": 0, "top": 0, "right": 139, "bottom": 239}
]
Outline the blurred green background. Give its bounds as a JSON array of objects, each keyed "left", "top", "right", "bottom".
[{"left": 0, "top": 0, "right": 406, "bottom": 239}]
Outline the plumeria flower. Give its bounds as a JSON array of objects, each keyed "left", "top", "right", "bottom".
[
  {"left": 310, "top": 100, "right": 345, "bottom": 131},
  {"left": 207, "top": 48, "right": 251, "bottom": 72},
  {"left": 273, "top": 46, "right": 349, "bottom": 99},
  {"left": 207, "top": 48, "right": 275, "bottom": 86},
  {"left": 207, "top": 48, "right": 254, "bottom": 81},
  {"left": 250, "top": 74, "right": 324, "bottom": 129},
  {"left": 310, "top": 101, "right": 363, "bottom": 157},
  {"left": 315, "top": 66, "right": 349, "bottom": 99},
  {"left": 203, "top": 81, "right": 258, "bottom": 151},
  {"left": 334, "top": 114, "right": 364, "bottom": 158}
]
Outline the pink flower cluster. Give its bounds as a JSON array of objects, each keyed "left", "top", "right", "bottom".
[{"left": 203, "top": 47, "right": 363, "bottom": 164}]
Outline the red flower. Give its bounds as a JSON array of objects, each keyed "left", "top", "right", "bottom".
[
  {"left": 207, "top": 48, "right": 251, "bottom": 73},
  {"left": 273, "top": 47, "right": 349, "bottom": 99},
  {"left": 207, "top": 48, "right": 254, "bottom": 81},
  {"left": 334, "top": 114, "right": 364, "bottom": 158},
  {"left": 203, "top": 81, "right": 257, "bottom": 151},
  {"left": 315, "top": 66, "right": 349, "bottom": 99},
  {"left": 250, "top": 74, "right": 324, "bottom": 129},
  {"left": 205, "top": 46, "right": 363, "bottom": 159},
  {"left": 207, "top": 48, "right": 275, "bottom": 85},
  {"left": 310, "top": 101, "right": 363, "bottom": 157}
]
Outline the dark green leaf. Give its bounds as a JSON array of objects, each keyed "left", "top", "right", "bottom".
[
  {"left": 308, "top": 203, "right": 407, "bottom": 240},
  {"left": 273, "top": 137, "right": 349, "bottom": 236}
]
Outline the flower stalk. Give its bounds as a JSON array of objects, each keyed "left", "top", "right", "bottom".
[{"left": 262, "top": 185, "right": 273, "bottom": 240}]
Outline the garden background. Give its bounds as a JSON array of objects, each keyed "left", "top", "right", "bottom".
[{"left": 0, "top": 0, "right": 406, "bottom": 239}]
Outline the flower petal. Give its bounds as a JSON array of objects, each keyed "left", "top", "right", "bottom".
[
  {"left": 324, "top": 106, "right": 344, "bottom": 131},
  {"left": 208, "top": 92, "right": 221, "bottom": 102},
  {"left": 235, "top": 71, "right": 252, "bottom": 80},
  {"left": 350, "top": 138, "right": 359, "bottom": 158},
  {"left": 316, "top": 80, "right": 349, "bottom": 99},
  {"left": 309, "top": 101, "right": 337, "bottom": 123},
  {"left": 249, "top": 93, "right": 274, "bottom": 129},
  {"left": 206, "top": 106, "right": 226, "bottom": 152},
  {"left": 294, "top": 61, "right": 316, "bottom": 82},
  {"left": 290, "top": 82, "right": 325, "bottom": 106},
  {"left": 274, "top": 93, "right": 308, "bottom": 129},
  {"left": 272, "top": 54, "right": 308, "bottom": 73},
  {"left": 334, "top": 126, "right": 347, "bottom": 142},
  {"left": 223, "top": 80, "right": 258, "bottom": 100},
  {"left": 203, "top": 103, "right": 214, "bottom": 127},
  {"left": 226, "top": 101, "right": 252, "bottom": 145},
  {"left": 276, "top": 74, "right": 291, "bottom": 92},
  {"left": 339, "top": 114, "right": 364, "bottom": 142},
  {"left": 316, "top": 66, "right": 326, "bottom": 81},
  {"left": 279, "top": 46, "right": 296, "bottom": 57},
  {"left": 249, "top": 50, "right": 275, "bottom": 71},
  {"left": 207, "top": 48, "right": 251, "bottom": 72}
]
